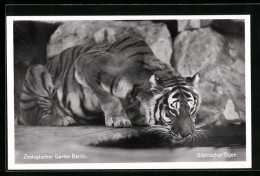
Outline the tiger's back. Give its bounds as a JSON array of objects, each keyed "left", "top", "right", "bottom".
[
  {"left": 17, "top": 36, "right": 171, "bottom": 125},
  {"left": 45, "top": 37, "right": 172, "bottom": 123}
]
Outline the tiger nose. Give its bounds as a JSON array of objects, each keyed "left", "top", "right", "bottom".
[
  {"left": 179, "top": 129, "right": 192, "bottom": 137},
  {"left": 172, "top": 128, "right": 191, "bottom": 138},
  {"left": 179, "top": 124, "right": 194, "bottom": 137},
  {"left": 172, "top": 123, "right": 194, "bottom": 137}
]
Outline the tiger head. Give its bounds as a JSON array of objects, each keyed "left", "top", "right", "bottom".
[{"left": 145, "top": 73, "right": 201, "bottom": 144}]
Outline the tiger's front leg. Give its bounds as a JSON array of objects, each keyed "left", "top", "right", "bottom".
[
  {"left": 75, "top": 52, "right": 132, "bottom": 128},
  {"left": 101, "top": 96, "right": 132, "bottom": 127},
  {"left": 75, "top": 72, "right": 131, "bottom": 127}
]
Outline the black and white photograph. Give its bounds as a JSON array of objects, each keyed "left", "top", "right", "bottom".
[{"left": 6, "top": 15, "right": 251, "bottom": 170}]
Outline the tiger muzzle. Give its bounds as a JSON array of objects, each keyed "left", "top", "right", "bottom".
[{"left": 171, "top": 102, "right": 194, "bottom": 138}]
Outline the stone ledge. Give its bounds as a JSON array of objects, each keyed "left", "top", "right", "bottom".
[{"left": 15, "top": 125, "right": 246, "bottom": 163}]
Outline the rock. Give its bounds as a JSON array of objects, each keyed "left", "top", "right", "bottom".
[
  {"left": 172, "top": 25, "right": 245, "bottom": 125},
  {"left": 178, "top": 20, "right": 212, "bottom": 32},
  {"left": 47, "top": 21, "right": 172, "bottom": 65},
  {"left": 173, "top": 27, "right": 224, "bottom": 77},
  {"left": 178, "top": 20, "right": 200, "bottom": 32},
  {"left": 200, "top": 20, "right": 212, "bottom": 27},
  {"left": 223, "top": 99, "right": 241, "bottom": 124}
]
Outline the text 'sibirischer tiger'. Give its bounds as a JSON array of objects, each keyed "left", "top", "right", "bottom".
[{"left": 16, "top": 36, "right": 201, "bottom": 141}]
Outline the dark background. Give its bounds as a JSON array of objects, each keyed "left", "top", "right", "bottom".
[{"left": 3, "top": 2, "right": 260, "bottom": 176}]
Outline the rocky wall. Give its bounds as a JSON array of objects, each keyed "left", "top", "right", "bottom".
[
  {"left": 47, "top": 21, "right": 172, "bottom": 65},
  {"left": 174, "top": 20, "right": 245, "bottom": 125}
]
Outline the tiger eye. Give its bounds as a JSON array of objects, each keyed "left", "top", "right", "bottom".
[{"left": 172, "top": 92, "right": 179, "bottom": 98}]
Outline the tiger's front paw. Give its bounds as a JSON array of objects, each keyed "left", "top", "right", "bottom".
[
  {"left": 105, "top": 116, "right": 132, "bottom": 128},
  {"left": 39, "top": 115, "right": 76, "bottom": 126}
]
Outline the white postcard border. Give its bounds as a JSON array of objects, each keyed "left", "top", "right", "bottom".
[{"left": 7, "top": 15, "right": 251, "bottom": 170}]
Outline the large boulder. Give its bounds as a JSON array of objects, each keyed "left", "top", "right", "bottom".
[
  {"left": 172, "top": 24, "right": 245, "bottom": 125},
  {"left": 47, "top": 20, "right": 172, "bottom": 65}
]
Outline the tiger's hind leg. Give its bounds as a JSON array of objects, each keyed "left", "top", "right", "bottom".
[{"left": 17, "top": 64, "right": 75, "bottom": 126}]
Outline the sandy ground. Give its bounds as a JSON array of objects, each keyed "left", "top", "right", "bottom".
[
  {"left": 14, "top": 125, "right": 246, "bottom": 163},
  {"left": 15, "top": 126, "right": 246, "bottom": 163}
]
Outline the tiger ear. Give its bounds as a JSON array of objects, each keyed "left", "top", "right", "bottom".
[
  {"left": 149, "top": 75, "right": 163, "bottom": 92},
  {"left": 186, "top": 72, "right": 200, "bottom": 87}
]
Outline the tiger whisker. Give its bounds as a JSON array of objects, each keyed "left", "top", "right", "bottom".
[
  {"left": 158, "top": 132, "right": 168, "bottom": 138},
  {"left": 193, "top": 134, "right": 197, "bottom": 144},
  {"left": 192, "top": 133, "right": 198, "bottom": 144},
  {"left": 164, "top": 131, "right": 176, "bottom": 142},
  {"left": 186, "top": 135, "right": 193, "bottom": 143},
  {"left": 162, "top": 134, "right": 171, "bottom": 142},
  {"left": 142, "top": 126, "right": 177, "bottom": 142},
  {"left": 194, "top": 128, "right": 209, "bottom": 139},
  {"left": 195, "top": 119, "right": 218, "bottom": 129},
  {"left": 196, "top": 134, "right": 200, "bottom": 144},
  {"left": 143, "top": 125, "right": 209, "bottom": 145},
  {"left": 165, "top": 134, "right": 173, "bottom": 142},
  {"left": 189, "top": 135, "right": 193, "bottom": 143},
  {"left": 143, "top": 126, "right": 170, "bottom": 134}
]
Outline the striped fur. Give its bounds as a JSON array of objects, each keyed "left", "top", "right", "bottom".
[
  {"left": 144, "top": 73, "right": 201, "bottom": 143},
  {"left": 16, "top": 36, "right": 200, "bottom": 138}
]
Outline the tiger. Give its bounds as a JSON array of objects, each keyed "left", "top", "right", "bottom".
[{"left": 16, "top": 36, "right": 201, "bottom": 141}]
